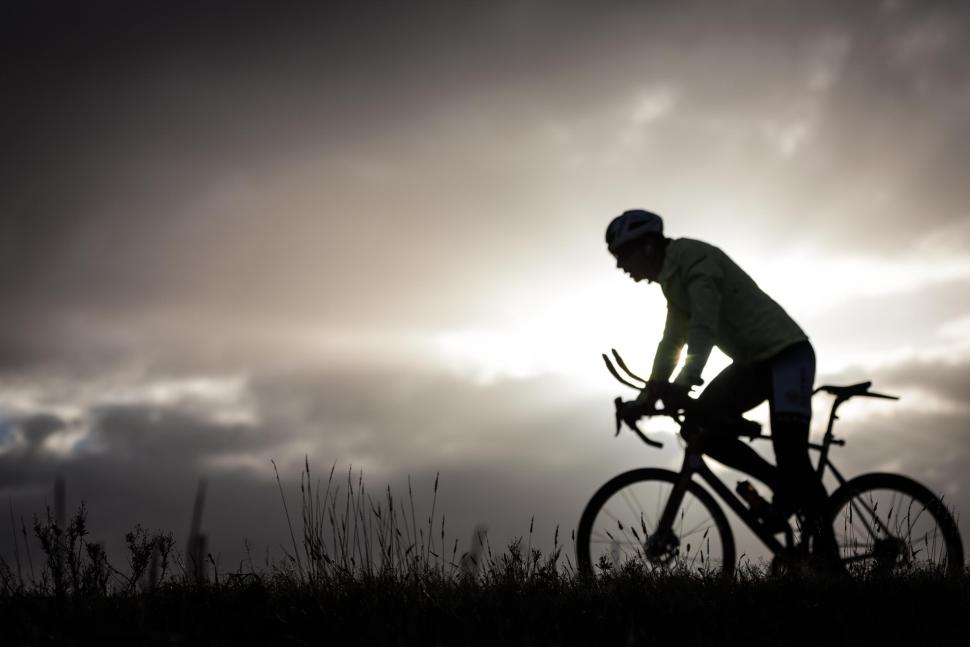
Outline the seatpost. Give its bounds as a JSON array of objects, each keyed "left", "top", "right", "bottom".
[
  {"left": 815, "top": 396, "right": 845, "bottom": 476},
  {"left": 813, "top": 382, "right": 897, "bottom": 476}
]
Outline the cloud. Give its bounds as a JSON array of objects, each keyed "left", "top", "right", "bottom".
[
  {"left": 802, "top": 276, "right": 970, "bottom": 369},
  {"left": 0, "top": 413, "right": 69, "bottom": 458},
  {"left": 631, "top": 86, "right": 679, "bottom": 127},
  {"left": 0, "top": 361, "right": 649, "bottom": 569},
  {"left": 807, "top": 31, "right": 853, "bottom": 91},
  {"left": 2, "top": 1, "right": 969, "bottom": 340},
  {"left": 91, "top": 405, "right": 269, "bottom": 461},
  {"left": 821, "top": 351, "right": 970, "bottom": 411}
]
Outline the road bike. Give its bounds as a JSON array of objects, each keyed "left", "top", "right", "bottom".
[{"left": 576, "top": 350, "right": 965, "bottom": 578}]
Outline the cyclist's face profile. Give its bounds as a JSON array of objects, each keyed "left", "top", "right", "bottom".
[
  {"left": 616, "top": 241, "right": 662, "bottom": 282},
  {"left": 615, "top": 247, "right": 645, "bottom": 280}
]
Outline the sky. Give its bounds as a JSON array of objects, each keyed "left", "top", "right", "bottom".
[{"left": 1, "top": 0, "right": 969, "bottom": 572}]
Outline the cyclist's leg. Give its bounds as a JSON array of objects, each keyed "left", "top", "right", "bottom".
[
  {"left": 773, "top": 415, "right": 843, "bottom": 571},
  {"left": 768, "top": 342, "right": 841, "bottom": 569},
  {"left": 691, "top": 361, "right": 780, "bottom": 491}
]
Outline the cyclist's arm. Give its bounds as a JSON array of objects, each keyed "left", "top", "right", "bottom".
[
  {"left": 649, "top": 305, "right": 688, "bottom": 383},
  {"left": 673, "top": 254, "right": 724, "bottom": 388}
]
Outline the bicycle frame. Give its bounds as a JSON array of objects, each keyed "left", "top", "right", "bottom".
[
  {"left": 657, "top": 390, "right": 892, "bottom": 558},
  {"left": 661, "top": 450, "right": 790, "bottom": 555}
]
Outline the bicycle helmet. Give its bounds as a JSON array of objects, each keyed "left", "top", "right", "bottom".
[{"left": 605, "top": 210, "right": 663, "bottom": 255}]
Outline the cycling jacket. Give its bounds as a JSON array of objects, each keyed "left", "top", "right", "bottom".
[{"left": 649, "top": 238, "right": 807, "bottom": 388}]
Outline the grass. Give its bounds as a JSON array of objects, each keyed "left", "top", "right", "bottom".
[
  {"left": 2, "top": 462, "right": 969, "bottom": 645},
  {"left": 271, "top": 459, "right": 571, "bottom": 587}
]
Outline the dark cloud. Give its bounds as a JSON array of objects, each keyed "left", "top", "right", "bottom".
[
  {"left": 0, "top": 395, "right": 288, "bottom": 571},
  {"left": 91, "top": 405, "right": 271, "bottom": 460},
  {"left": 821, "top": 351, "right": 970, "bottom": 408},
  {"left": 13, "top": 413, "right": 69, "bottom": 456},
  {"left": 0, "top": 406, "right": 256, "bottom": 489},
  {"left": 798, "top": 7, "right": 970, "bottom": 247},
  {"left": 0, "top": 2, "right": 965, "bottom": 364},
  {"left": 0, "top": 364, "right": 640, "bottom": 571},
  {"left": 878, "top": 360, "right": 970, "bottom": 407},
  {"left": 4, "top": 0, "right": 968, "bottom": 320}
]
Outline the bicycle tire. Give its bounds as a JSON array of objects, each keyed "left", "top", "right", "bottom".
[
  {"left": 828, "top": 472, "right": 965, "bottom": 577},
  {"left": 576, "top": 468, "right": 735, "bottom": 577}
]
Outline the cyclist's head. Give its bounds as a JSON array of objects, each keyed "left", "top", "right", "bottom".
[
  {"left": 606, "top": 210, "right": 666, "bottom": 282},
  {"left": 605, "top": 209, "right": 663, "bottom": 256}
]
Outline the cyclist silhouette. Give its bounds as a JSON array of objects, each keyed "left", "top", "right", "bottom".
[{"left": 606, "top": 209, "right": 842, "bottom": 571}]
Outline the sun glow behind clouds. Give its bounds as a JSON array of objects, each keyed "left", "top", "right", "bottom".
[
  {"left": 433, "top": 276, "right": 670, "bottom": 387},
  {"left": 743, "top": 249, "right": 970, "bottom": 317},
  {"left": 431, "top": 243, "right": 970, "bottom": 388}
]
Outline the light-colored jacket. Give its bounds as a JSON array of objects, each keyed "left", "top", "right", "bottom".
[{"left": 649, "top": 238, "right": 807, "bottom": 387}]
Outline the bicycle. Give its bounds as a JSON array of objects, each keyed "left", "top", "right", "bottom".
[{"left": 576, "top": 349, "right": 965, "bottom": 578}]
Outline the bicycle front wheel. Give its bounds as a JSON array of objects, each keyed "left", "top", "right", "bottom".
[
  {"left": 576, "top": 468, "right": 735, "bottom": 577},
  {"left": 828, "top": 472, "right": 965, "bottom": 577}
]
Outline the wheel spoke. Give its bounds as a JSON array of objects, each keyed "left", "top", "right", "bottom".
[
  {"left": 578, "top": 473, "right": 732, "bottom": 575},
  {"left": 627, "top": 486, "right": 649, "bottom": 523},
  {"left": 681, "top": 518, "right": 715, "bottom": 539},
  {"left": 828, "top": 476, "right": 962, "bottom": 577},
  {"left": 619, "top": 488, "right": 643, "bottom": 524},
  {"left": 590, "top": 537, "right": 639, "bottom": 546},
  {"left": 677, "top": 495, "right": 696, "bottom": 536}
]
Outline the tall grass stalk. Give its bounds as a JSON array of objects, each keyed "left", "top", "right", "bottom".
[
  {"left": 7, "top": 498, "right": 23, "bottom": 591},
  {"left": 283, "top": 459, "right": 513, "bottom": 584},
  {"left": 272, "top": 459, "right": 304, "bottom": 581}
]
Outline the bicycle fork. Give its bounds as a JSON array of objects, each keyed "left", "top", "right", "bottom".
[
  {"left": 655, "top": 455, "right": 701, "bottom": 534},
  {"left": 646, "top": 455, "right": 703, "bottom": 559}
]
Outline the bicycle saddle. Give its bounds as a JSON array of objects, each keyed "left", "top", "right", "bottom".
[
  {"left": 814, "top": 382, "right": 899, "bottom": 401},
  {"left": 815, "top": 382, "right": 872, "bottom": 398}
]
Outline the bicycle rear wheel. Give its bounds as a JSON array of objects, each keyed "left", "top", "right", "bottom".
[
  {"left": 576, "top": 468, "right": 735, "bottom": 577},
  {"left": 828, "top": 472, "right": 965, "bottom": 577}
]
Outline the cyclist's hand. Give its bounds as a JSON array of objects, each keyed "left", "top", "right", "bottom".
[
  {"left": 635, "top": 380, "right": 664, "bottom": 409},
  {"left": 621, "top": 380, "right": 666, "bottom": 425},
  {"left": 619, "top": 399, "right": 652, "bottom": 427},
  {"left": 660, "top": 382, "right": 692, "bottom": 411}
]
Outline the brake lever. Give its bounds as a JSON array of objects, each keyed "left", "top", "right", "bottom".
[
  {"left": 614, "top": 397, "right": 623, "bottom": 436},
  {"left": 629, "top": 419, "right": 664, "bottom": 449}
]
